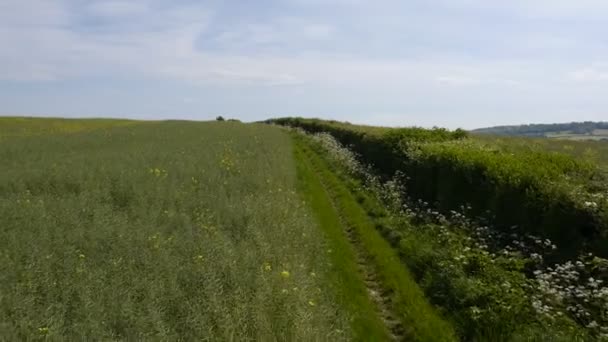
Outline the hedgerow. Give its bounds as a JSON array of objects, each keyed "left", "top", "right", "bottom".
[
  {"left": 268, "top": 117, "right": 608, "bottom": 260},
  {"left": 298, "top": 129, "right": 598, "bottom": 340}
]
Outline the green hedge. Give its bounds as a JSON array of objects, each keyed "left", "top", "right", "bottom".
[{"left": 268, "top": 117, "right": 608, "bottom": 260}]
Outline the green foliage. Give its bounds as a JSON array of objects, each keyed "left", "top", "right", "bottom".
[
  {"left": 406, "top": 139, "right": 606, "bottom": 258},
  {"left": 0, "top": 120, "right": 351, "bottom": 340},
  {"left": 384, "top": 127, "right": 468, "bottom": 144},
  {"left": 269, "top": 117, "right": 608, "bottom": 260},
  {"left": 296, "top": 136, "right": 458, "bottom": 341},
  {"left": 474, "top": 121, "right": 608, "bottom": 137},
  {"left": 302, "top": 130, "right": 590, "bottom": 341},
  {"left": 294, "top": 144, "right": 391, "bottom": 341}
]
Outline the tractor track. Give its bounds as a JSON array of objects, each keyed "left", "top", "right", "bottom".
[{"left": 310, "top": 158, "right": 407, "bottom": 341}]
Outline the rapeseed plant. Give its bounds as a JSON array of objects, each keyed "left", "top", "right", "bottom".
[{"left": 1, "top": 120, "right": 353, "bottom": 340}]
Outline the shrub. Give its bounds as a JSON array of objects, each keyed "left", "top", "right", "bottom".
[{"left": 268, "top": 117, "right": 608, "bottom": 260}]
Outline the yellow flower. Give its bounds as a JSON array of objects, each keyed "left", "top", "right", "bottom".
[{"left": 280, "top": 270, "right": 290, "bottom": 278}]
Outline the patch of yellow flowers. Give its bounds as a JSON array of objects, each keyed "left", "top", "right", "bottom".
[{"left": 148, "top": 168, "right": 168, "bottom": 178}]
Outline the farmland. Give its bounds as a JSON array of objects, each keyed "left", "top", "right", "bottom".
[
  {"left": 2, "top": 117, "right": 608, "bottom": 340},
  {"left": 0, "top": 119, "right": 353, "bottom": 340},
  {"left": 473, "top": 122, "right": 608, "bottom": 141}
]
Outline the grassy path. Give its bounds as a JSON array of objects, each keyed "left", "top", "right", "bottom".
[
  {"left": 295, "top": 137, "right": 391, "bottom": 341},
  {"left": 344, "top": 220, "right": 408, "bottom": 341},
  {"left": 299, "top": 144, "right": 408, "bottom": 341},
  {"left": 294, "top": 134, "right": 457, "bottom": 342}
]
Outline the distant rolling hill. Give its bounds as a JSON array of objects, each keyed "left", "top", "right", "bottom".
[{"left": 473, "top": 121, "right": 608, "bottom": 141}]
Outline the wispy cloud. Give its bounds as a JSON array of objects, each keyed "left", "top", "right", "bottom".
[
  {"left": 86, "top": 1, "right": 149, "bottom": 17},
  {"left": 570, "top": 65, "right": 608, "bottom": 82}
]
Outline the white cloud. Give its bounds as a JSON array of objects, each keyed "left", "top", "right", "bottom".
[
  {"left": 287, "top": 0, "right": 366, "bottom": 5},
  {"left": 208, "top": 17, "right": 335, "bottom": 52},
  {"left": 515, "top": 0, "right": 608, "bottom": 18},
  {"left": 438, "top": 0, "right": 608, "bottom": 18},
  {"left": 0, "top": 0, "right": 601, "bottom": 87},
  {"left": 0, "top": 0, "right": 579, "bottom": 94},
  {"left": 302, "top": 24, "right": 334, "bottom": 40},
  {"left": 0, "top": 0, "right": 213, "bottom": 81},
  {"left": 0, "top": 0, "right": 71, "bottom": 27},
  {"left": 87, "top": 1, "right": 149, "bottom": 17},
  {"left": 436, "top": 75, "right": 522, "bottom": 87},
  {"left": 0, "top": 6, "right": 537, "bottom": 89},
  {"left": 570, "top": 66, "right": 608, "bottom": 82},
  {"left": 436, "top": 76, "right": 481, "bottom": 86}
]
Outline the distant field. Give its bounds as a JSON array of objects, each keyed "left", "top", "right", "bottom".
[
  {"left": 545, "top": 131, "right": 608, "bottom": 141},
  {"left": 594, "top": 129, "right": 608, "bottom": 135},
  {"left": 473, "top": 133, "right": 608, "bottom": 168},
  {"left": 472, "top": 121, "right": 608, "bottom": 141},
  {"left": 0, "top": 117, "right": 137, "bottom": 138}
]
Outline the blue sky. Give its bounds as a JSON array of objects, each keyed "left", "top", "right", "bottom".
[{"left": 1, "top": 0, "right": 607, "bottom": 129}]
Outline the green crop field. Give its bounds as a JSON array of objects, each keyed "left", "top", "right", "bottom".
[
  {"left": 473, "top": 121, "right": 608, "bottom": 142},
  {"left": 474, "top": 133, "right": 608, "bottom": 171},
  {"left": 545, "top": 132, "right": 608, "bottom": 141},
  {"left": 0, "top": 119, "right": 355, "bottom": 340},
  {"left": 3, "top": 117, "right": 608, "bottom": 341}
]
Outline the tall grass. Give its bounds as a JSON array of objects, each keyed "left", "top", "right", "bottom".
[{"left": 0, "top": 120, "right": 350, "bottom": 340}]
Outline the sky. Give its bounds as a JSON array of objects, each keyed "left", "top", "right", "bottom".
[{"left": 1, "top": 0, "right": 607, "bottom": 129}]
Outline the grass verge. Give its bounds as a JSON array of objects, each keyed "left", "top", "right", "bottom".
[
  {"left": 294, "top": 140, "right": 390, "bottom": 341},
  {"left": 294, "top": 134, "right": 457, "bottom": 341}
]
